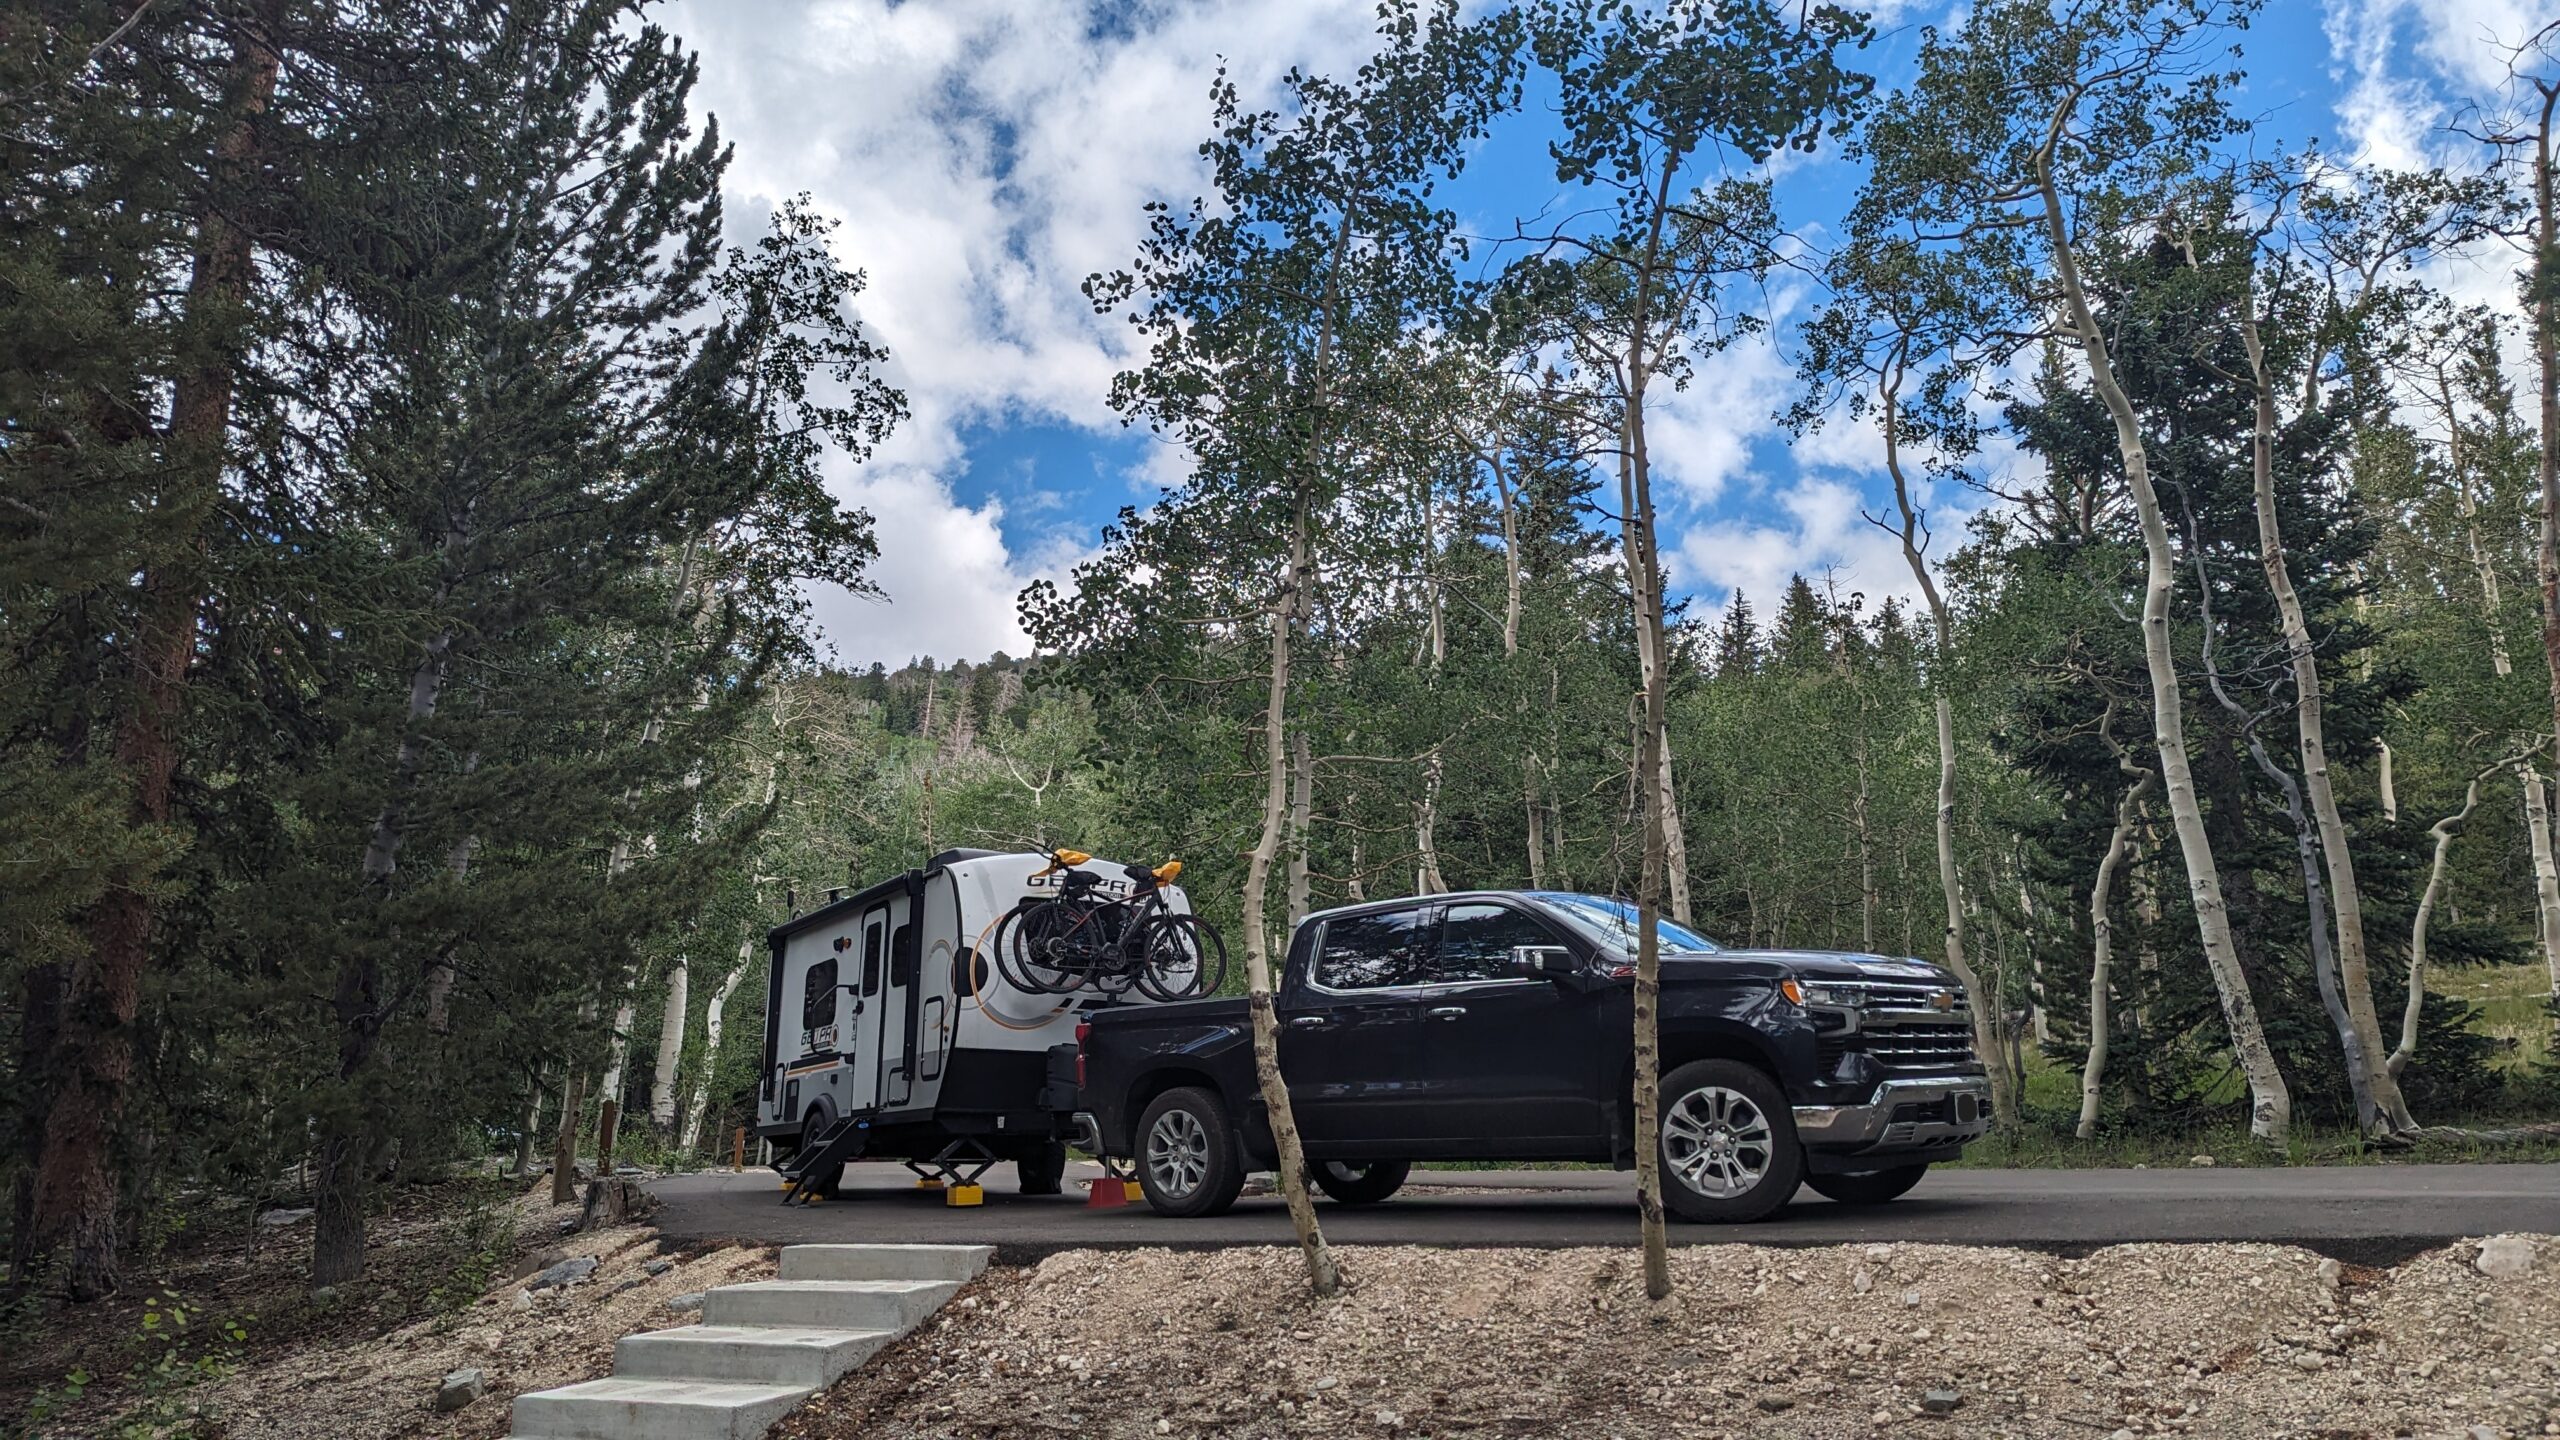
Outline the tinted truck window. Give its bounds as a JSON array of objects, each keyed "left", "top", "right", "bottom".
[
  {"left": 1435, "top": 903, "right": 1560, "bottom": 983},
  {"left": 1314, "top": 909, "right": 1432, "bottom": 990}
]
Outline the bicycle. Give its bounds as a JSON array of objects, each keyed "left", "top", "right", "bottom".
[{"left": 992, "top": 848, "right": 1228, "bottom": 1002}]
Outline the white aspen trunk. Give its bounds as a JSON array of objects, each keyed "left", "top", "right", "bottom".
[
  {"left": 1347, "top": 833, "right": 1367, "bottom": 903},
  {"left": 1415, "top": 749, "right": 1449, "bottom": 895},
  {"left": 1524, "top": 754, "right": 1548, "bottom": 888},
  {"left": 1620, "top": 162, "right": 1678, "bottom": 1303},
  {"left": 2532, "top": 86, "right": 2560, "bottom": 816},
  {"left": 1286, "top": 728, "right": 1313, "bottom": 931},
  {"left": 2038, "top": 156, "right": 2290, "bottom": 1143},
  {"left": 649, "top": 957, "right": 689, "bottom": 1134},
  {"left": 2394, "top": 771, "right": 2487, "bottom": 1075},
  {"left": 2021, "top": 870, "right": 2049, "bottom": 1047},
  {"left": 2081, "top": 718, "right": 2155, "bottom": 1141},
  {"left": 2237, "top": 308, "right": 2412, "bottom": 1135},
  {"left": 1656, "top": 733, "right": 1694, "bottom": 927},
  {"left": 1881, "top": 377, "right": 2017, "bottom": 1128},
  {"left": 2440, "top": 366, "right": 2513, "bottom": 676},
  {"left": 1853, "top": 734, "right": 1876, "bottom": 953},
  {"left": 679, "top": 933, "right": 755, "bottom": 1153},
  {"left": 2523, "top": 766, "right": 2560, "bottom": 996},
  {"left": 1496, "top": 455, "right": 1522, "bottom": 658}
]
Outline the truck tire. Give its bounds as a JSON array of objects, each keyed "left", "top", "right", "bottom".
[
  {"left": 1806, "top": 1163, "right": 1927, "bottom": 1206},
  {"left": 1134, "top": 1087, "right": 1246, "bottom": 1218},
  {"left": 1655, "top": 1058, "right": 1802, "bottom": 1224},
  {"left": 1311, "top": 1160, "right": 1410, "bottom": 1205},
  {"left": 1016, "top": 1140, "right": 1067, "bottom": 1196}
]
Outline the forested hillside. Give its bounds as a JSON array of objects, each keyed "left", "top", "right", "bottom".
[{"left": 7, "top": 0, "right": 2560, "bottom": 1314}]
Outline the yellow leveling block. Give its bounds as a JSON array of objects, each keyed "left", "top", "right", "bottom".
[
  {"left": 915, "top": 1178, "right": 946, "bottom": 1191},
  {"left": 946, "top": 1183, "right": 985, "bottom": 1207},
  {"left": 1124, "top": 1181, "right": 1145, "bottom": 1203}
]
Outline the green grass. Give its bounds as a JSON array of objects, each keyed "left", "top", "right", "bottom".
[{"left": 2440, "top": 961, "right": 2554, "bottom": 1073}]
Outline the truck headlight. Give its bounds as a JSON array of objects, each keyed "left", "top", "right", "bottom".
[{"left": 1799, "top": 982, "right": 1865, "bottom": 1009}]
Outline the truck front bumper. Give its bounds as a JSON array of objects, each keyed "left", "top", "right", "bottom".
[{"left": 1793, "top": 1076, "right": 1991, "bottom": 1153}]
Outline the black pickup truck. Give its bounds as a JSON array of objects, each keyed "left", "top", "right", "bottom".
[{"left": 1074, "top": 890, "right": 1990, "bottom": 1222}]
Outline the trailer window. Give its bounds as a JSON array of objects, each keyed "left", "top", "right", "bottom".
[
  {"left": 802, "top": 959, "right": 837, "bottom": 1032},
  {"left": 862, "top": 921, "right": 885, "bottom": 995}
]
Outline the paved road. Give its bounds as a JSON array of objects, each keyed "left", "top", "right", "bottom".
[{"left": 649, "top": 1160, "right": 2559, "bottom": 1267}]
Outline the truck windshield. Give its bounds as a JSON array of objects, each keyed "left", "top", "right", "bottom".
[{"left": 1530, "top": 893, "right": 1722, "bottom": 956}]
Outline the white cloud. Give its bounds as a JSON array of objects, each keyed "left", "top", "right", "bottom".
[{"left": 665, "top": 0, "right": 1389, "bottom": 665}]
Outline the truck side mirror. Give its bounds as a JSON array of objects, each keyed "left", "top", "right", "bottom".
[{"left": 1510, "top": 945, "right": 1576, "bottom": 979}]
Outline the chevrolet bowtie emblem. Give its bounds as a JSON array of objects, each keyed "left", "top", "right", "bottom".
[{"left": 1929, "top": 990, "right": 1955, "bottom": 1011}]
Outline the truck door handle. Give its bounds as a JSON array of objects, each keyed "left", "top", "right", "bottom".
[
  {"left": 1428, "top": 1006, "right": 1467, "bottom": 1020},
  {"left": 1288, "top": 1015, "right": 1328, "bottom": 1029}
]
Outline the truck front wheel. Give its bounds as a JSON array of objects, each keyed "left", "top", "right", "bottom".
[
  {"left": 1311, "top": 1159, "right": 1410, "bottom": 1205},
  {"left": 1806, "top": 1164, "right": 1927, "bottom": 1206},
  {"left": 1655, "top": 1059, "right": 1803, "bottom": 1223},
  {"left": 1135, "top": 1087, "right": 1246, "bottom": 1218}
]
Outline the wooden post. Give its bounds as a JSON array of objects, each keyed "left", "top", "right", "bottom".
[{"left": 731, "top": 1126, "right": 745, "bottom": 1173}]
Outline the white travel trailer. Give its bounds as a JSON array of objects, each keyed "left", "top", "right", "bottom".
[{"left": 756, "top": 847, "right": 1195, "bottom": 1201}]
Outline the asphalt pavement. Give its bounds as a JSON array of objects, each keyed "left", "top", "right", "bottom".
[{"left": 647, "top": 1159, "right": 2560, "bottom": 1267}]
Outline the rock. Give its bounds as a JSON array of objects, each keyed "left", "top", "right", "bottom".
[
  {"left": 1901, "top": 1289, "right": 1922, "bottom": 1309},
  {"left": 312, "top": 1285, "right": 340, "bottom": 1305},
  {"left": 433, "top": 1368, "right": 484, "bottom": 1413},
  {"left": 666, "top": 1291, "right": 704, "bottom": 1313},
  {"left": 1755, "top": 1397, "right": 1795, "bottom": 1413},
  {"left": 1922, "top": 1390, "right": 1962, "bottom": 1415},
  {"left": 2189, "top": 1154, "right": 2216, "bottom": 1168},
  {"left": 2316, "top": 1258, "right": 2343, "bottom": 1292},
  {"left": 2110, "top": 1431, "right": 2137, "bottom": 1440},
  {"left": 2291, "top": 1353, "right": 2328, "bottom": 1372},
  {"left": 257, "top": 1207, "right": 314, "bottom": 1228},
  {"left": 2477, "top": 1236, "right": 2538, "bottom": 1280},
  {"left": 510, "top": 1289, "right": 533, "bottom": 1312},
  {"left": 1852, "top": 1269, "right": 1874, "bottom": 1295},
  {"left": 511, "top": 1246, "right": 569, "bottom": 1281},
  {"left": 643, "top": 1258, "right": 675, "bottom": 1276},
  {"left": 1314, "top": 1376, "right": 1340, "bottom": 1393},
  {"left": 1374, "top": 1409, "right": 1402, "bottom": 1428},
  {"left": 2418, "top": 1359, "right": 2442, "bottom": 1379},
  {"left": 529, "top": 1256, "right": 598, "bottom": 1290},
  {"left": 611, "top": 1277, "right": 646, "bottom": 1294}
]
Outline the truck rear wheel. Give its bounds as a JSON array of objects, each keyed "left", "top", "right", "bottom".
[
  {"left": 1806, "top": 1163, "right": 1927, "bottom": 1206},
  {"left": 1655, "top": 1058, "right": 1802, "bottom": 1224},
  {"left": 1135, "top": 1087, "right": 1245, "bottom": 1218},
  {"left": 1312, "top": 1159, "right": 1410, "bottom": 1205}
]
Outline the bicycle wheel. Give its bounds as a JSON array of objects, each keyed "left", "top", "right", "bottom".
[
  {"left": 995, "top": 899, "right": 1074, "bottom": 995},
  {"left": 1135, "top": 912, "right": 1228, "bottom": 1001}
]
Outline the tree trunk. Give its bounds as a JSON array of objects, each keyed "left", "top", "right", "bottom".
[
  {"left": 1286, "top": 728, "right": 1313, "bottom": 930},
  {"left": 680, "top": 934, "right": 756, "bottom": 1153},
  {"left": 2237, "top": 309, "right": 2412, "bottom": 1136},
  {"left": 2531, "top": 85, "right": 2560, "bottom": 810},
  {"left": 550, "top": 1065, "right": 586, "bottom": 1204},
  {"left": 2439, "top": 364, "right": 2512, "bottom": 677},
  {"left": 1524, "top": 754, "right": 1548, "bottom": 888},
  {"left": 2395, "top": 767, "right": 2493, "bottom": 1075},
  {"left": 1415, "top": 749, "right": 1449, "bottom": 894},
  {"left": 1242, "top": 487, "right": 1338, "bottom": 1298},
  {"left": 650, "top": 956, "right": 689, "bottom": 1134},
  {"left": 2081, "top": 703, "right": 2155, "bottom": 1140},
  {"left": 515, "top": 1077, "right": 544, "bottom": 1177},
  {"left": 31, "top": 26, "right": 279, "bottom": 1302},
  {"left": 2036, "top": 156, "right": 2290, "bottom": 1144},
  {"left": 1496, "top": 455, "right": 1522, "bottom": 659},
  {"left": 2524, "top": 766, "right": 2560, "bottom": 995},
  {"left": 1881, "top": 376, "right": 2016, "bottom": 1128},
  {"left": 1656, "top": 734, "right": 1694, "bottom": 927}
]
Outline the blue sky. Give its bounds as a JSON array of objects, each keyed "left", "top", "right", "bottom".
[{"left": 662, "top": 0, "right": 2542, "bottom": 668}]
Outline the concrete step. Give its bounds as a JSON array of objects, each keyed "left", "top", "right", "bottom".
[
  {"left": 615, "top": 1324, "right": 895, "bottom": 1388},
  {"left": 701, "top": 1278, "right": 960, "bottom": 1331},
  {"left": 777, "top": 1242, "right": 993, "bottom": 1284},
  {"left": 508, "top": 1377, "right": 809, "bottom": 1440}
]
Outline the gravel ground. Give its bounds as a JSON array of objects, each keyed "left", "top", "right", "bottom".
[{"left": 776, "top": 1235, "right": 2560, "bottom": 1440}]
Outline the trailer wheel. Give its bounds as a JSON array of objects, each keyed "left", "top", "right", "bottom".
[
  {"left": 1311, "top": 1159, "right": 1410, "bottom": 1205},
  {"left": 796, "top": 1112, "right": 842, "bottom": 1201},
  {"left": 1134, "top": 1087, "right": 1245, "bottom": 1218},
  {"left": 1016, "top": 1140, "right": 1067, "bottom": 1196}
]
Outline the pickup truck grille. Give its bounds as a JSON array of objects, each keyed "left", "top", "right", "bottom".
[
  {"left": 1840, "top": 979, "right": 1969, "bottom": 1013},
  {"left": 1861, "top": 1025, "right": 1976, "bottom": 1069}
]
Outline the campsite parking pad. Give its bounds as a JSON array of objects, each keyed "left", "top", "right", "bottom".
[{"left": 650, "top": 1160, "right": 2560, "bottom": 1265}]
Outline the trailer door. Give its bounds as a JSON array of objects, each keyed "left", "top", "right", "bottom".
[
  {"left": 879, "top": 900, "right": 917, "bottom": 1110},
  {"left": 843, "top": 905, "right": 890, "bottom": 1113}
]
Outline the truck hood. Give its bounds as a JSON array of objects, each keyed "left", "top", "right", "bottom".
[{"left": 1664, "top": 948, "right": 1958, "bottom": 986}]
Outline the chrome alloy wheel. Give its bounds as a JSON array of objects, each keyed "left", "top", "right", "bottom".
[
  {"left": 1661, "top": 1083, "right": 1775, "bottom": 1198},
  {"left": 1146, "top": 1107, "right": 1211, "bottom": 1197}
]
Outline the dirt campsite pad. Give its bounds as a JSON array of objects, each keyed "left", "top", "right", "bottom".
[{"left": 773, "top": 1237, "right": 2560, "bottom": 1440}]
